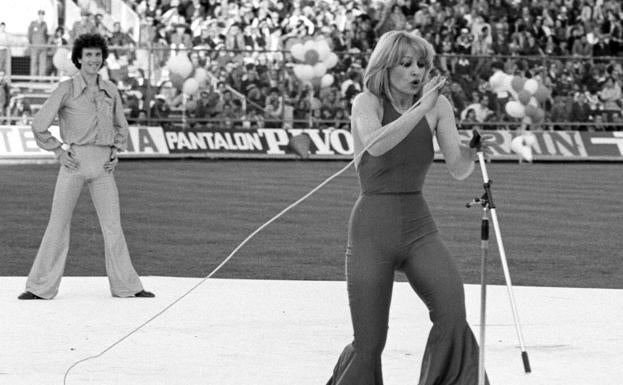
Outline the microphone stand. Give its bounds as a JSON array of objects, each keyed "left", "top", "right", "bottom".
[{"left": 466, "top": 130, "right": 531, "bottom": 385}]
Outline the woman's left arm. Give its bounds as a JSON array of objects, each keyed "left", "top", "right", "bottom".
[{"left": 435, "top": 95, "right": 475, "bottom": 180}]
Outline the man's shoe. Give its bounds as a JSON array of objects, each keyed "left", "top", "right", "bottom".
[
  {"left": 134, "top": 290, "right": 155, "bottom": 298},
  {"left": 18, "top": 291, "right": 44, "bottom": 300}
]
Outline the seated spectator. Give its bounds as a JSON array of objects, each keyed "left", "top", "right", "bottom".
[
  {"left": 569, "top": 93, "right": 592, "bottom": 127},
  {"left": 150, "top": 94, "right": 172, "bottom": 129},
  {"left": 264, "top": 87, "right": 283, "bottom": 128},
  {"left": 9, "top": 96, "right": 32, "bottom": 125},
  {"left": 460, "top": 94, "right": 494, "bottom": 123},
  {"left": 548, "top": 94, "right": 571, "bottom": 130},
  {"left": 194, "top": 87, "right": 221, "bottom": 120},
  {"left": 598, "top": 76, "right": 622, "bottom": 114}
]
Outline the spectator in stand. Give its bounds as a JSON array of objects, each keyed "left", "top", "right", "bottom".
[
  {"left": 460, "top": 93, "right": 494, "bottom": 123},
  {"left": 548, "top": 93, "right": 571, "bottom": 130},
  {"left": 169, "top": 23, "right": 193, "bottom": 52},
  {"left": 572, "top": 33, "right": 593, "bottom": 57},
  {"left": 47, "top": 27, "right": 68, "bottom": 76},
  {"left": 28, "top": 10, "right": 49, "bottom": 77},
  {"left": 71, "top": 10, "right": 97, "bottom": 43},
  {"left": 195, "top": 86, "right": 220, "bottom": 121},
  {"left": 569, "top": 92, "right": 593, "bottom": 127},
  {"left": 151, "top": 94, "right": 172, "bottom": 129},
  {"left": 0, "top": 22, "right": 13, "bottom": 74},
  {"left": 94, "top": 13, "right": 108, "bottom": 38},
  {"left": 0, "top": 70, "right": 10, "bottom": 120},
  {"left": 374, "top": 0, "right": 407, "bottom": 36},
  {"left": 109, "top": 22, "right": 133, "bottom": 59},
  {"left": 264, "top": 87, "right": 283, "bottom": 128},
  {"left": 9, "top": 95, "right": 32, "bottom": 124}
]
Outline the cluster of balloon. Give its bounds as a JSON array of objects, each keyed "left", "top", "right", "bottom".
[
  {"left": 289, "top": 38, "right": 338, "bottom": 88},
  {"left": 489, "top": 72, "right": 551, "bottom": 124},
  {"left": 166, "top": 53, "right": 208, "bottom": 96},
  {"left": 52, "top": 48, "right": 78, "bottom": 77}
]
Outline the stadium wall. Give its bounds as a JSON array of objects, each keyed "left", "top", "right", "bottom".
[{"left": 1, "top": 125, "right": 622, "bottom": 162}]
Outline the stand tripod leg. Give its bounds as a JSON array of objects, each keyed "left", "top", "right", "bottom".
[
  {"left": 478, "top": 209, "right": 489, "bottom": 385},
  {"left": 488, "top": 208, "right": 531, "bottom": 373},
  {"left": 475, "top": 152, "right": 531, "bottom": 374}
]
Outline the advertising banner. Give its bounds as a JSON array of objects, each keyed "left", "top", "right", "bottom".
[
  {"left": 162, "top": 127, "right": 622, "bottom": 161},
  {"left": 2, "top": 125, "right": 622, "bottom": 162},
  {"left": 0, "top": 125, "right": 170, "bottom": 160}
]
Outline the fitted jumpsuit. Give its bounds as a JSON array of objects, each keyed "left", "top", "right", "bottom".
[{"left": 327, "top": 100, "right": 488, "bottom": 385}]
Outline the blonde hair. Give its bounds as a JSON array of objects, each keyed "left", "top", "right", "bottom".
[{"left": 364, "top": 31, "right": 436, "bottom": 106}]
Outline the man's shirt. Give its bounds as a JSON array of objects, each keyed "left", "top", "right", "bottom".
[{"left": 32, "top": 73, "right": 129, "bottom": 151}]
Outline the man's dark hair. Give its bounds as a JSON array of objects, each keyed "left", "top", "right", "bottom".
[{"left": 71, "top": 33, "right": 109, "bottom": 69}]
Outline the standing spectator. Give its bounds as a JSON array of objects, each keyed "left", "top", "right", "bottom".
[
  {"left": 0, "top": 70, "right": 10, "bottom": 120},
  {"left": 0, "top": 22, "right": 13, "bottom": 74},
  {"left": 70, "top": 10, "right": 96, "bottom": 43},
  {"left": 28, "top": 10, "right": 49, "bottom": 77},
  {"left": 94, "top": 13, "right": 108, "bottom": 38},
  {"left": 108, "top": 22, "right": 133, "bottom": 60}
]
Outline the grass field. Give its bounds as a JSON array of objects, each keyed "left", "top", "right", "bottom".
[{"left": 1, "top": 160, "right": 621, "bottom": 288}]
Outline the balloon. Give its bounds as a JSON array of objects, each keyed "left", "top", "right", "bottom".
[
  {"left": 511, "top": 135, "right": 533, "bottom": 162},
  {"left": 53, "top": 48, "right": 69, "bottom": 70},
  {"left": 193, "top": 67, "right": 208, "bottom": 84},
  {"left": 290, "top": 43, "right": 306, "bottom": 61},
  {"left": 517, "top": 89, "right": 531, "bottom": 105},
  {"left": 166, "top": 53, "right": 193, "bottom": 78},
  {"left": 304, "top": 48, "right": 320, "bottom": 65},
  {"left": 511, "top": 76, "right": 526, "bottom": 93},
  {"left": 283, "top": 37, "right": 302, "bottom": 52},
  {"left": 293, "top": 64, "right": 315, "bottom": 81},
  {"left": 169, "top": 72, "right": 186, "bottom": 90},
  {"left": 182, "top": 78, "right": 199, "bottom": 96},
  {"left": 528, "top": 97, "right": 539, "bottom": 107},
  {"left": 500, "top": 73, "right": 513, "bottom": 92},
  {"left": 303, "top": 39, "right": 317, "bottom": 53},
  {"left": 505, "top": 100, "right": 525, "bottom": 118},
  {"left": 288, "top": 134, "right": 311, "bottom": 159},
  {"left": 320, "top": 73, "right": 334, "bottom": 88},
  {"left": 313, "top": 62, "right": 327, "bottom": 77},
  {"left": 525, "top": 105, "right": 545, "bottom": 122},
  {"left": 315, "top": 39, "right": 331, "bottom": 61},
  {"left": 324, "top": 52, "right": 338, "bottom": 69},
  {"left": 523, "top": 132, "right": 537, "bottom": 146},
  {"left": 524, "top": 78, "right": 539, "bottom": 94},
  {"left": 534, "top": 85, "right": 551, "bottom": 103}
]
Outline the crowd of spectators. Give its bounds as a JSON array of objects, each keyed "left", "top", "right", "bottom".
[{"left": 7, "top": 0, "right": 623, "bottom": 130}]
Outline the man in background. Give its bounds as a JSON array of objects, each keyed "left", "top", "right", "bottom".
[{"left": 28, "top": 10, "right": 49, "bottom": 77}]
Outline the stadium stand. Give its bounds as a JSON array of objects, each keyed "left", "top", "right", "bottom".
[{"left": 1, "top": 0, "right": 622, "bottom": 131}]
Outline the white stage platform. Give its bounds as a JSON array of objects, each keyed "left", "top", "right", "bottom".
[{"left": 1, "top": 277, "right": 621, "bottom": 385}]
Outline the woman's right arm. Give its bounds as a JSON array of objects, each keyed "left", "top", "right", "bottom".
[{"left": 352, "top": 76, "right": 445, "bottom": 158}]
